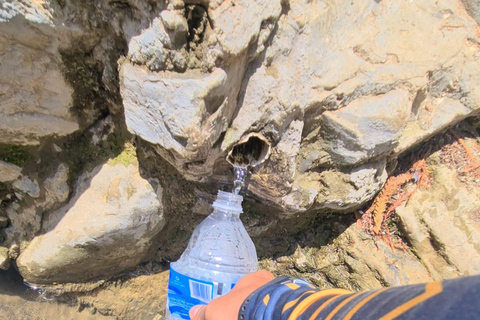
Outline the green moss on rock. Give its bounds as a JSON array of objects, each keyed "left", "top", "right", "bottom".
[
  {"left": 0, "top": 145, "right": 31, "bottom": 165},
  {"left": 108, "top": 142, "right": 138, "bottom": 166}
]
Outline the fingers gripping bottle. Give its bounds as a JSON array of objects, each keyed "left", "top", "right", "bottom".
[{"left": 165, "top": 191, "right": 258, "bottom": 320}]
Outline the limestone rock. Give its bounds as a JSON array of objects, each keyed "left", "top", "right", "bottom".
[
  {"left": 78, "top": 270, "right": 169, "bottom": 320},
  {"left": 120, "top": 0, "right": 480, "bottom": 213},
  {"left": 4, "top": 204, "right": 42, "bottom": 246},
  {"left": 286, "top": 158, "right": 388, "bottom": 214},
  {"left": 3, "top": 165, "right": 69, "bottom": 246},
  {"left": 0, "top": 246, "right": 10, "bottom": 270},
  {"left": 120, "top": 63, "right": 236, "bottom": 166},
  {"left": 396, "top": 97, "right": 472, "bottom": 154},
  {"left": 0, "top": 161, "right": 22, "bottom": 183},
  {"left": 259, "top": 141, "right": 480, "bottom": 293},
  {"left": 342, "top": 228, "right": 434, "bottom": 287},
  {"left": 207, "top": 0, "right": 283, "bottom": 57},
  {"left": 0, "top": 1, "right": 79, "bottom": 145},
  {"left": 127, "top": 16, "right": 181, "bottom": 71},
  {"left": 120, "top": 0, "right": 283, "bottom": 181},
  {"left": 317, "top": 159, "right": 388, "bottom": 211},
  {"left": 301, "top": 90, "right": 412, "bottom": 168},
  {"left": 17, "top": 162, "right": 165, "bottom": 284},
  {"left": 396, "top": 164, "right": 480, "bottom": 278},
  {"left": 8, "top": 244, "right": 20, "bottom": 260},
  {"left": 260, "top": 223, "right": 434, "bottom": 292},
  {"left": 12, "top": 177, "right": 40, "bottom": 198},
  {"left": 43, "top": 164, "right": 70, "bottom": 208}
]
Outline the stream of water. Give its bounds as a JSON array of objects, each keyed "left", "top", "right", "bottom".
[{"left": 232, "top": 165, "right": 247, "bottom": 194}]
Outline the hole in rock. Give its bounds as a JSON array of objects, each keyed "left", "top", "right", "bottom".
[
  {"left": 227, "top": 134, "right": 271, "bottom": 168},
  {"left": 185, "top": 4, "right": 208, "bottom": 50}
]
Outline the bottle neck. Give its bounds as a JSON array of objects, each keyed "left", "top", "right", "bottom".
[
  {"left": 212, "top": 190, "right": 243, "bottom": 214},
  {"left": 210, "top": 207, "right": 241, "bottom": 221}
]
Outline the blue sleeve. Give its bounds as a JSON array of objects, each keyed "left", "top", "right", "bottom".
[{"left": 238, "top": 274, "right": 480, "bottom": 320}]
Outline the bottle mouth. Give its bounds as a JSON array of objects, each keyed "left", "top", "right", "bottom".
[{"left": 212, "top": 190, "right": 243, "bottom": 213}]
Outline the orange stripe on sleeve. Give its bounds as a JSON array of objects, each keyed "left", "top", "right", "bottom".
[
  {"left": 307, "top": 295, "right": 345, "bottom": 320},
  {"left": 324, "top": 292, "right": 364, "bottom": 320},
  {"left": 379, "top": 282, "right": 443, "bottom": 320},
  {"left": 342, "top": 288, "right": 388, "bottom": 320},
  {"left": 282, "top": 291, "right": 316, "bottom": 314},
  {"left": 287, "top": 289, "right": 351, "bottom": 320}
]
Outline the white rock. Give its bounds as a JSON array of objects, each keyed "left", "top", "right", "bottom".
[
  {"left": 396, "top": 164, "right": 480, "bottom": 277},
  {"left": 0, "top": 1, "right": 79, "bottom": 145},
  {"left": 52, "top": 144, "right": 62, "bottom": 153},
  {"left": 127, "top": 17, "right": 170, "bottom": 70},
  {"left": 0, "top": 246, "right": 10, "bottom": 270},
  {"left": 160, "top": 10, "right": 188, "bottom": 34},
  {"left": 0, "top": 0, "right": 53, "bottom": 24},
  {"left": 0, "top": 161, "right": 22, "bottom": 183},
  {"left": 396, "top": 97, "right": 473, "bottom": 154},
  {"left": 12, "top": 177, "right": 40, "bottom": 198},
  {"left": 207, "top": 0, "right": 283, "bottom": 56},
  {"left": 120, "top": 62, "right": 238, "bottom": 165},
  {"left": 121, "top": 0, "right": 283, "bottom": 181},
  {"left": 303, "top": 90, "right": 412, "bottom": 168},
  {"left": 43, "top": 164, "right": 70, "bottom": 208},
  {"left": 17, "top": 162, "right": 165, "bottom": 284},
  {"left": 213, "top": 0, "right": 480, "bottom": 211}
]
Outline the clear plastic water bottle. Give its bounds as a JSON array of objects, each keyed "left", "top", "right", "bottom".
[{"left": 165, "top": 190, "right": 258, "bottom": 320}]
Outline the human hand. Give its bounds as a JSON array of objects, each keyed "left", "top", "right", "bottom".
[{"left": 189, "top": 270, "right": 275, "bottom": 320}]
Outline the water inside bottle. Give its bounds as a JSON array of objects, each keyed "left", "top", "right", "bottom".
[{"left": 165, "top": 189, "right": 257, "bottom": 320}]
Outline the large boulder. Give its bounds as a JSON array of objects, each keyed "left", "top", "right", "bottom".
[
  {"left": 259, "top": 141, "right": 480, "bottom": 290},
  {"left": 0, "top": 0, "right": 162, "bottom": 145},
  {"left": 120, "top": 0, "right": 480, "bottom": 214},
  {"left": 0, "top": 1, "right": 78, "bottom": 145},
  {"left": 300, "top": 90, "right": 412, "bottom": 168},
  {"left": 120, "top": 0, "right": 283, "bottom": 181},
  {"left": 17, "top": 161, "right": 165, "bottom": 284}
]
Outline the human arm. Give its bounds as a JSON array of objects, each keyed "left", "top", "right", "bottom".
[{"left": 190, "top": 272, "right": 480, "bottom": 320}]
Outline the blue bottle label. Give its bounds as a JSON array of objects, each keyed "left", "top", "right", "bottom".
[{"left": 167, "top": 266, "right": 237, "bottom": 319}]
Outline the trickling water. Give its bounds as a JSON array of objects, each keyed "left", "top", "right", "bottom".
[{"left": 232, "top": 165, "right": 247, "bottom": 194}]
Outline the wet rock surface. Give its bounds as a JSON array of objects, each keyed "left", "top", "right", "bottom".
[{"left": 0, "top": 269, "right": 113, "bottom": 320}]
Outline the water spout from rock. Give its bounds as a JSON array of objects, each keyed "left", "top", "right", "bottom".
[
  {"left": 232, "top": 166, "right": 247, "bottom": 195},
  {"left": 227, "top": 133, "right": 271, "bottom": 194}
]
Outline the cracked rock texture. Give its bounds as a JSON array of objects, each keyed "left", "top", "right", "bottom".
[
  {"left": 121, "top": 0, "right": 480, "bottom": 215},
  {"left": 1, "top": 0, "right": 480, "bottom": 318}
]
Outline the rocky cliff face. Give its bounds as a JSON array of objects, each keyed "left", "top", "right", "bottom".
[
  {"left": 1, "top": 0, "right": 480, "bottom": 318},
  {"left": 120, "top": 0, "right": 480, "bottom": 215}
]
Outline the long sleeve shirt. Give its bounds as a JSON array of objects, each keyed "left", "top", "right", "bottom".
[{"left": 239, "top": 274, "right": 480, "bottom": 320}]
